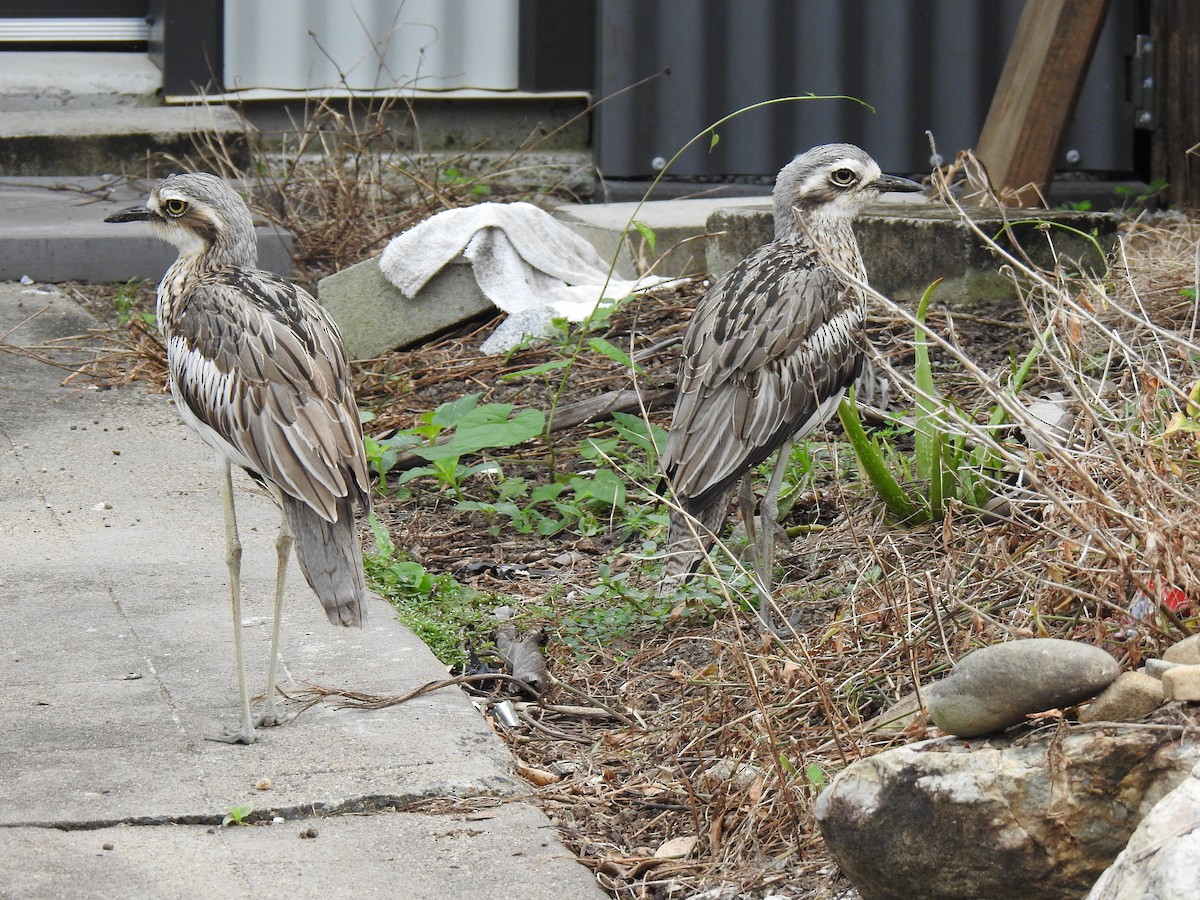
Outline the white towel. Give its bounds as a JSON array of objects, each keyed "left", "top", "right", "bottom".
[{"left": 378, "top": 202, "right": 671, "bottom": 353}]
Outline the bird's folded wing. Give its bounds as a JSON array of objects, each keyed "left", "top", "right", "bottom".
[
  {"left": 663, "top": 246, "right": 860, "bottom": 505},
  {"left": 168, "top": 274, "right": 369, "bottom": 522}
]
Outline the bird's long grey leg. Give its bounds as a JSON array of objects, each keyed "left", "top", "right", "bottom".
[
  {"left": 761, "top": 439, "right": 793, "bottom": 567},
  {"left": 256, "top": 509, "right": 292, "bottom": 728},
  {"left": 754, "top": 440, "right": 794, "bottom": 629},
  {"left": 737, "top": 476, "right": 772, "bottom": 628},
  {"left": 209, "top": 458, "right": 258, "bottom": 745}
]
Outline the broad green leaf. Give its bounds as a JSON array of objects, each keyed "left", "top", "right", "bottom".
[{"left": 415, "top": 405, "right": 545, "bottom": 461}]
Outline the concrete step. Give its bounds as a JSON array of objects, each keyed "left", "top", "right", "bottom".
[
  {"left": 0, "top": 177, "right": 291, "bottom": 284},
  {"left": 0, "top": 105, "right": 248, "bottom": 177},
  {"left": 0, "top": 51, "right": 162, "bottom": 111}
]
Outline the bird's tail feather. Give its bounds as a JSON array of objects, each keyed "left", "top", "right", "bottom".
[
  {"left": 282, "top": 493, "right": 367, "bottom": 627},
  {"left": 658, "top": 485, "right": 735, "bottom": 596}
]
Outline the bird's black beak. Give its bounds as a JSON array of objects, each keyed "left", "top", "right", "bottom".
[
  {"left": 104, "top": 205, "right": 157, "bottom": 224},
  {"left": 873, "top": 174, "right": 924, "bottom": 194}
]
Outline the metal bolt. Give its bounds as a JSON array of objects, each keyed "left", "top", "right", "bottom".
[
  {"left": 1065, "top": 149, "right": 1081, "bottom": 165},
  {"left": 650, "top": 156, "right": 667, "bottom": 172},
  {"left": 1143, "top": 76, "right": 1154, "bottom": 91},
  {"left": 1138, "top": 111, "right": 1154, "bottom": 127}
]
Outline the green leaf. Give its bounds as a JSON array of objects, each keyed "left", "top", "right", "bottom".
[
  {"left": 586, "top": 336, "right": 642, "bottom": 374},
  {"left": 630, "top": 220, "right": 657, "bottom": 253},
  {"left": 837, "top": 395, "right": 920, "bottom": 523},
  {"left": 569, "top": 468, "right": 627, "bottom": 510},
  {"left": 912, "top": 279, "right": 943, "bottom": 487},
  {"left": 709, "top": 131, "right": 720, "bottom": 151},
  {"left": 427, "top": 393, "right": 480, "bottom": 429},
  {"left": 414, "top": 405, "right": 545, "bottom": 461},
  {"left": 222, "top": 802, "right": 254, "bottom": 827},
  {"left": 530, "top": 482, "right": 567, "bottom": 503},
  {"left": 500, "top": 359, "right": 572, "bottom": 380}
]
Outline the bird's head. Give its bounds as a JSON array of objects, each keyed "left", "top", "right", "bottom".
[
  {"left": 104, "top": 172, "right": 258, "bottom": 268},
  {"left": 774, "top": 143, "right": 923, "bottom": 239}
]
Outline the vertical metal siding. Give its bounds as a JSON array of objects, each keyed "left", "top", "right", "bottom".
[
  {"left": 595, "top": 0, "right": 1134, "bottom": 178},
  {"left": 223, "top": 0, "right": 519, "bottom": 92}
]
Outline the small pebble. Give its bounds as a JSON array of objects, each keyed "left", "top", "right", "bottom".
[
  {"left": 255, "top": 777, "right": 272, "bottom": 791},
  {"left": 299, "top": 826, "right": 318, "bottom": 839},
  {"left": 102, "top": 842, "right": 114, "bottom": 851}
]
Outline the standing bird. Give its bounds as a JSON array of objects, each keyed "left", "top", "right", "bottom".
[
  {"left": 659, "top": 144, "right": 921, "bottom": 623},
  {"left": 106, "top": 173, "right": 371, "bottom": 744}
]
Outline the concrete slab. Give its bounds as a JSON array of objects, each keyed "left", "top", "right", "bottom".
[
  {"left": 706, "top": 203, "right": 1119, "bottom": 307},
  {"left": 0, "top": 282, "right": 603, "bottom": 898},
  {"left": 553, "top": 195, "right": 773, "bottom": 278},
  {"left": 317, "top": 255, "right": 493, "bottom": 360},
  {"left": 1, "top": 803, "right": 588, "bottom": 900},
  {"left": 0, "top": 177, "right": 292, "bottom": 282}
]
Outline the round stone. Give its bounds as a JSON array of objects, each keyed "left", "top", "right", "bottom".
[{"left": 926, "top": 639, "right": 1119, "bottom": 738}]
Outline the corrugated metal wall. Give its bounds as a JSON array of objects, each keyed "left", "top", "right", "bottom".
[
  {"left": 223, "top": 0, "right": 519, "bottom": 92},
  {"left": 595, "top": 0, "right": 1135, "bottom": 178}
]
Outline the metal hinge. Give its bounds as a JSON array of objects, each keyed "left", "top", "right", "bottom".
[{"left": 1132, "top": 34, "right": 1155, "bottom": 130}]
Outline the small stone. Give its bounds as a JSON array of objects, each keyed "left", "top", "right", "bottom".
[
  {"left": 702, "top": 758, "right": 762, "bottom": 789},
  {"left": 299, "top": 826, "right": 319, "bottom": 839},
  {"left": 1161, "top": 665, "right": 1200, "bottom": 701},
  {"left": 1144, "top": 658, "right": 1182, "bottom": 679},
  {"left": 654, "top": 836, "right": 698, "bottom": 859},
  {"left": 1163, "top": 634, "right": 1200, "bottom": 666},
  {"left": 1079, "top": 671, "right": 1164, "bottom": 723},
  {"left": 102, "top": 842, "right": 114, "bottom": 851},
  {"left": 255, "top": 778, "right": 272, "bottom": 791},
  {"left": 926, "top": 639, "right": 1119, "bottom": 738}
]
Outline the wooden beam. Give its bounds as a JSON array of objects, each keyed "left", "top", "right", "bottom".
[
  {"left": 973, "top": 0, "right": 1113, "bottom": 207},
  {"left": 1151, "top": 0, "right": 1200, "bottom": 209}
]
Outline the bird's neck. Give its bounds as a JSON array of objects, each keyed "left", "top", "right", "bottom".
[{"left": 780, "top": 207, "right": 867, "bottom": 284}]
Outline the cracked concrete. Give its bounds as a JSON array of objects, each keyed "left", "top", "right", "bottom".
[{"left": 0, "top": 281, "right": 603, "bottom": 898}]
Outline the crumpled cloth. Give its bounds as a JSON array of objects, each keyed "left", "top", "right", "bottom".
[{"left": 378, "top": 202, "right": 671, "bottom": 353}]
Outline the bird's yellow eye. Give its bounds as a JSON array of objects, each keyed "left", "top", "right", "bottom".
[
  {"left": 163, "top": 198, "right": 189, "bottom": 217},
  {"left": 830, "top": 168, "right": 856, "bottom": 187}
]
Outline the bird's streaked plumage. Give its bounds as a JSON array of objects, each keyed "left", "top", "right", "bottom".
[
  {"left": 106, "top": 172, "right": 370, "bottom": 742},
  {"left": 659, "top": 144, "right": 922, "bottom": 618}
]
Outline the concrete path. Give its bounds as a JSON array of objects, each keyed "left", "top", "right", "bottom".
[{"left": 0, "top": 281, "right": 603, "bottom": 899}]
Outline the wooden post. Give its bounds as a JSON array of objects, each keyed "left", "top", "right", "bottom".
[
  {"left": 972, "top": 0, "right": 1113, "bottom": 207},
  {"left": 1151, "top": 1, "right": 1200, "bottom": 209}
]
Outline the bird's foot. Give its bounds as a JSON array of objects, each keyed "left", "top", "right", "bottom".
[
  {"left": 255, "top": 703, "right": 289, "bottom": 728},
  {"left": 206, "top": 722, "right": 259, "bottom": 745}
]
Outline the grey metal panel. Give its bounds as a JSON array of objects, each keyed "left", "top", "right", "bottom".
[
  {"left": 595, "top": 0, "right": 1134, "bottom": 178},
  {"left": 223, "top": 0, "right": 519, "bottom": 92}
]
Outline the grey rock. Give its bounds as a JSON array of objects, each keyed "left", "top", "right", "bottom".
[
  {"left": 925, "top": 639, "right": 1118, "bottom": 738},
  {"left": 1163, "top": 633, "right": 1200, "bottom": 665},
  {"left": 1079, "top": 671, "right": 1165, "bottom": 723},
  {"left": 1087, "top": 760, "right": 1200, "bottom": 899},
  {"left": 815, "top": 725, "right": 1200, "bottom": 900},
  {"left": 1145, "top": 657, "right": 1184, "bottom": 678}
]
